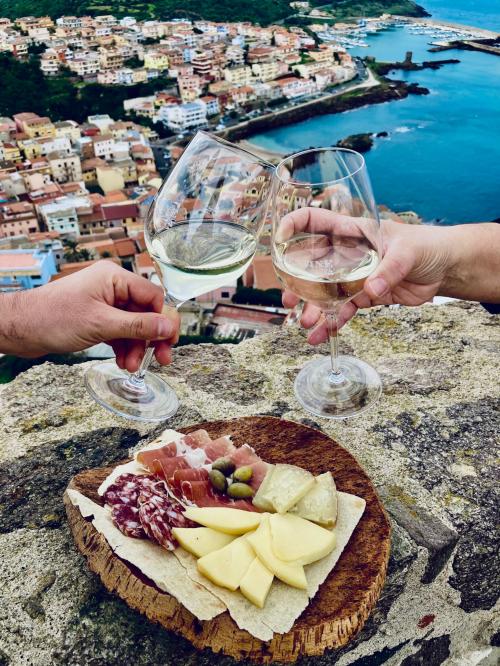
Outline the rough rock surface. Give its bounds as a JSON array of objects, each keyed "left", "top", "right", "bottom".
[{"left": 0, "top": 302, "right": 498, "bottom": 666}]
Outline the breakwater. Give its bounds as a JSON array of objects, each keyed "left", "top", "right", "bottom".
[{"left": 219, "top": 80, "right": 429, "bottom": 144}]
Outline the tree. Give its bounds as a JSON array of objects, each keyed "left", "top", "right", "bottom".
[{"left": 63, "top": 239, "right": 92, "bottom": 263}]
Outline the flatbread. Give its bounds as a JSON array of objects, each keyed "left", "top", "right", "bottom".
[
  {"left": 71, "top": 429, "right": 367, "bottom": 640},
  {"left": 66, "top": 489, "right": 226, "bottom": 621}
]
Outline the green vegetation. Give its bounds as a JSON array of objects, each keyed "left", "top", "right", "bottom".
[
  {"left": 0, "top": 53, "right": 172, "bottom": 123},
  {"left": 0, "top": 0, "right": 426, "bottom": 25},
  {"left": 232, "top": 287, "right": 283, "bottom": 307},
  {"left": 176, "top": 334, "right": 239, "bottom": 346},
  {"left": 324, "top": 1, "right": 428, "bottom": 21}
]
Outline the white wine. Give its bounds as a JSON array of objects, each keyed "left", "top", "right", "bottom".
[
  {"left": 274, "top": 232, "right": 379, "bottom": 310},
  {"left": 149, "top": 220, "right": 257, "bottom": 302}
]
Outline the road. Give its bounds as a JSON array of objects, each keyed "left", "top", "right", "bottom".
[{"left": 215, "top": 61, "right": 379, "bottom": 139}]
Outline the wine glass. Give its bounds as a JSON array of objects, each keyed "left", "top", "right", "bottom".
[
  {"left": 85, "top": 132, "right": 273, "bottom": 421},
  {"left": 270, "top": 147, "right": 382, "bottom": 419}
]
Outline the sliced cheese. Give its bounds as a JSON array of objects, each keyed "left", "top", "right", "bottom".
[
  {"left": 183, "top": 507, "right": 262, "bottom": 535},
  {"left": 240, "top": 557, "right": 274, "bottom": 609},
  {"left": 247, "top": 516, "right": 307, "bottom": 590},
  {"left": 197, "top": 535, "right": 255, "bottom": 591},
  {"left": 290, "top": 472, "right": 338, "bottom": 527},
  {"left": 257, "top": 464, "right": 315, "bottom": 514},
  {"left": 252, "top": 465, "right": 276, "bottom": 511},
  {"left": 172, "top": 527, "right": 235, "bottom": 558},
  {"left": 269, "top": 513, "right": 336, "bottom": 565}
]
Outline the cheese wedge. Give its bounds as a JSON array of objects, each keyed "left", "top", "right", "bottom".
[
  {"left": 290, "top": 472, "right": 338, "bottom": 527},
  {"left": 240, "top": 557, "right": 274, "bottom": 608},
  {"left": 197, "top": 534, "right": 255, "bottom": 591},
  {"left": 172, "top": 527, "right": 235, "bottom": 558},
  {"left": 247, "top": 516, "right": 307, "bottom": 589},
  {"left": 252, "top": 465, "right": 275, "bottom": 511},
  {"left": 269, "top": 513, "right": 336, "bottom": 565},
  {"left": 184, "top": 507, "right": 262, "bottom": 535},
  {"left": 257, "top": 464, "right": 315, "bottom": 514}
]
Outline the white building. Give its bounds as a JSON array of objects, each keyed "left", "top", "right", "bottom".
[
  {"left": 48, "top": 152, "right": 83, "bottom": 184},
  {"left": 38, "top": 197, "right": 86, "bottom": 236},
  {"left": 160, "top": 102, "right": 207, "bottom": 132}
]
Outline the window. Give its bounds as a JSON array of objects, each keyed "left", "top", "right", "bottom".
[{"left": 221, "top": 291, "right": 230, "bottom": 298}]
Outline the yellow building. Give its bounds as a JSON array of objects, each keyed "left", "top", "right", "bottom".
[
  {"left": 17, "top": 139, "right": 43, "bottom": 160},
  {"left": 23, "top": 116, "right": 56, "bottom": 139},
  {"left": 144, "top": 51, "right": 169, "bottom": 71},
  {"left": 0, "top": 143, "right": 21, "bottom": 162},
  {"left": 96, "top": 165, "right": 125, "bottom": 193}
]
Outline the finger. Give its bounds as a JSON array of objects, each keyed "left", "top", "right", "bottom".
[
  {"left": 300, "top": 303, "right": 323, "bottom": 329},
  {"left": 338, "top": 301, "right": 358, "bottom": 328},
  {"left": 112, "top": 267, "right": 165, "bottom": 314},
  {"left": 103, "top": 308, "right": 177, "bottom": 342},
  {"left": 111, "top": 340, "right": 126, "bottom": 369},
  {"left": 162, "top": 305, "right": 180, "bottom": 345},
  {"left": 154, "top": 340, "right": 173, "bottom": 366},
  {"left": 276, "top": 207, "right": 370, "bottom": 243},
  {"left": 307, "top": 319, "right": 328, "bottom": 345},
  {"left": 364, "top": 243, "right": 415, "bottom": 300},
  {"left": 123, "top": 340, "right": 147, "bottom": 373},
  {"left": 283, "top": 291, "right": 300, "bottom": 308}
]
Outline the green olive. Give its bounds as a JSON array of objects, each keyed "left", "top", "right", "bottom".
[
  {"left": 233, "top": 466, "right": 253, "bottom": 483},
  {"left": 212, "top": 457, "right": 236, "bottom": 476},
  {"left": 227, "top": 482, "right": 254, "bottom": 499},
  {"left": 209, "top": 469, "right": 227, "bottom": 493}
]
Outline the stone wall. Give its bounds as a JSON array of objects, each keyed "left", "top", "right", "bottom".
[{"left": 0, "top": 302, "right": 498, "bottom": 665}]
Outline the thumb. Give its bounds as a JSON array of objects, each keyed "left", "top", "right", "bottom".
[
  {"left": 364, "top": 244, "right": 415, "bottom": 300},
  {"left": 105, "top": 310, "right": 176, "bottom": 342}
]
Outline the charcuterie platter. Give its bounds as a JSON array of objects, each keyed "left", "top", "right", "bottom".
[{"left": 64, "top": 416, "right": 390, "bottom": 663}]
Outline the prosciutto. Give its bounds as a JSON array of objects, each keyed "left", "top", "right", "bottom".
[{"left": 136, "top": 431, "right": 268, "bottom": 511}]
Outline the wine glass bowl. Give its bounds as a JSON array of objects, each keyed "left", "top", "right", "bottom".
[
  {"left": 271, "top": 147, "right": 383, "bottom": 419},
  {"left": 85, "top": 132, "right": 273, "bottom": 422}
]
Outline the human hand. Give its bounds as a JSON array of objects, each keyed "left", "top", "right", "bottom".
[
  {"left": 0, "top": 260, "right": 180, "bottom": 371},
  {"left": 283, "top": 214, "right": 451, "bottom": 344}
]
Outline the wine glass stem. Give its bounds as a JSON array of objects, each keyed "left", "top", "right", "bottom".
[
  {"left": 327, "top": 312, "right": 345, "bottom": 385},
  {"left": 124, "top": 295, "right": 183, "bottom": 395}
]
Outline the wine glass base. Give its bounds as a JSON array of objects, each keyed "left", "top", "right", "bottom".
[
  {"left": 294, "top": 355, "right": 382, "bottom": 420},
  {"left": 84, "top": 360, "right": 179, "bottom": 423}
]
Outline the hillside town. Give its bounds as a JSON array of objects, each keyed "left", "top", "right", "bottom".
[
  {"left": 0, "top": 13, "right": 357, "bottom": 131},
  {"left": 0, "top": 12, "right": 419, "bottom": 342}
]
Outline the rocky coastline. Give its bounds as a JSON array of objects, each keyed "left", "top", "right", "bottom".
[
  {"left": 370, "top": 57, "right": 460, "bottom": 76},
  {"left": 221, "top": 80, "right": 429, "bottom": 144}
]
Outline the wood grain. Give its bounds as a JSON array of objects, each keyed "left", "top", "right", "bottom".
[{"left": 64, "top": 416, "right": 391, "bottom": 663}]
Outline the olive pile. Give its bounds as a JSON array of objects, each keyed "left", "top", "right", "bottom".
[{"left": 208, "top": 458, "right": 254, "bottom": 499}]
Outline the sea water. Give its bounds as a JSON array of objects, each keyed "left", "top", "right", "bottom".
[{"left": 251, "top": 3, "right": 500, "bottom": 224}]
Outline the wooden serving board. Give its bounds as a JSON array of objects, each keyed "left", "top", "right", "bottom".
[{"left": 64, "top": 416, "right": 391, "bottom": 663}]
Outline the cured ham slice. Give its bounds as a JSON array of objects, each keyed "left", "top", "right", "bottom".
[
  {"left": 158, "top": 456, "right": 190, "bottom": 481},
  {"left": 179, "top": 479, "right": 259, "bottom": 512},
  {"left": 137, "top": 441, "right": 178, "bottom": 469},
  {"left": 203, "top": 436, "right": 236, "bottom": 462},
  {"left": 171, "top": 468, "right": 209, "bottom": 491},
  {"left": 229, "top": 444, "right": 270, "bottom": 490},
  {"left": 184, "top": 429, "right": 212, "bottom": 448}
]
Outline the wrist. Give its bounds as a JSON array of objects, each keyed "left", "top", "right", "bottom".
[{"left": 438, "top": 224, "right": 500, "bottom": 301}]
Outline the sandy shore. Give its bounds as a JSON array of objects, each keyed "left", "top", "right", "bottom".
[{"left": 396, "top": 16, "right": 499, "bottom": 38}]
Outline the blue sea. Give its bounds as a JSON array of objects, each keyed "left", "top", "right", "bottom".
[{"left": 251, "top": 1, "right": 500, "bottom": 224}]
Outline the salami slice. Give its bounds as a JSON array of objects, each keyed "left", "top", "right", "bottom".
[
  {"left": 138, "top": 499, "right": 176, "bottom": 550},
  {"left": 103, "top": 473, "right": 158, "bottom": 507},
  {"left": 111, "top": 504, "right": 146, "bottom": 539}
]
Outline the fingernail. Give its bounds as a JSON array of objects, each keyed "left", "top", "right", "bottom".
[
  {"left": 369, "top": 277, "right": 389, "bottom": 297},
  {"left": 157, "top": 319, "right": 172, "bottom": 338}
]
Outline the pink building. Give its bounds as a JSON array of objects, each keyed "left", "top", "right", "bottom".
[{"left": 0, "top": 201, "right": 39, "bottom": 238}]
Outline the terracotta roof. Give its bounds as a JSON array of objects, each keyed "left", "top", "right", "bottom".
[
  {"left": 113, "top": 238, "right": 137, "bottom": 257},
  {"left": 0, "top": 253, "right": 38, "bottom": 269},
  {"left": 102, "top": 191, "right": 128, "bottom": 203},
  {"left": 50, "top": 258, "right": 119, "bottom": 280},
  {"left": 135, "top": 251, "right": 153, "bottom": 268}
]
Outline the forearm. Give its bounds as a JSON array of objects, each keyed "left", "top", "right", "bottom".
[
  {"left": 0, "top": 291, "right": 34, "bottom": 356},
  {"left": 439, "top": 223, "right": 500, "bottom": 302}
]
